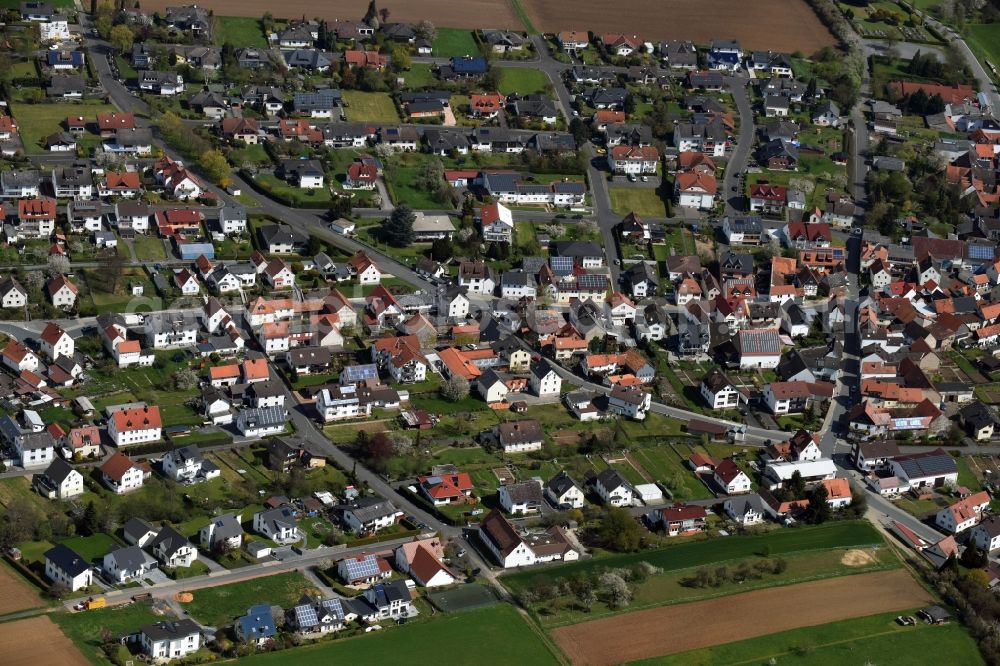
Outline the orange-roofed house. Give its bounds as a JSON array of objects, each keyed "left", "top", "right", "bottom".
[
  {"left": 99, "top": 170, "right": 143, "bottom": 198},
  {"left": 436, "top": 346, "right": 481, "bottom": 381},
  {"left": 820, "top": 478, "right": 853, "bottom": 509},
  {"left": 46, "top": 274, "right": 78, "bottom": 309},
  {"left": 108, "top": 405, "right": 162, "bottom": 447},
  {"left": 395, "top": 537, "right": 458, "bottom": 587},
  {"left": 417, "top": 472, "right": 474, "bottom": 505},
  {"left": 100, "top": 451, "right": 145, "bottom": 493},
  {"left": 470, "top": 92, "right": 506, "bottom": 118},
  {"left": 155, "top": 208, "right": 204, "bottom": 237},
  {"left": 593, "top": 109, "right": 625, "bottom": 128},
  {"left": 343, "top": 50, "right": 388, "bottom": 69},
  {"left": 935, "top": 490, "right": 991, "bottom": 533},
  {"left": 40, "top": 321, "right": 74, "bottom": 360},
  {"left": 345, "top": 162, "right": 378, "bottom": 190},
  {"left": 557, "top": 30, "right": 590, "bottom": 50},
  {"left": 69, "top": 424, "right": 102, "bottom": 459},
  {"left": 241, "top": 357, "right": 270, "bottom": 383},
  {"left": 209, "top": 363, "right": 240, "bottom": 387},
  {"left": 609, "top": 144, "right": 659, "bottom": 175},
  {"left": 600, "top": 33, "right": 641, "bottom": 57},
  {"left": 675, "top": 171, "right": 716, "bottom": 209},
  {"left": 97, "top": 112, "right": 136, "bottom": 137},
  {"left": 371, "top": 335, "right": 427, "bottom": 383},
  {"left": 17, "top": 197, "right": 57, "bottom": 237},
  {"left": 678, "top": 151, "right": 717, "bottom": 174},
  {"left": 348, "top": 251, "right": 381, "bottom": 284}
]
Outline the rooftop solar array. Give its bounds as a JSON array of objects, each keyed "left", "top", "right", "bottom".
[
  {"left": 293, "top": 604, "right": 318, "bottom": 628},
  {"left": 739, "top": 328, "right": 781, "bottom": 354},
  {"left": 342, "top": 554, "right": 381, "bottom": 581},
  {"left": 577, "top": 274, "right": 610, "bottom": 290},
  {"left": 968, "top": 244, "right": 994, "bottom": 260},
  {"left": 549, "top": 256, "right": 574, "bottom": 276}
]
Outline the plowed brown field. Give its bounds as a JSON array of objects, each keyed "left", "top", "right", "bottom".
[
  {"left": 524, "top": 0, "right": 836, "bottom": 53},
  {"left": 552, "top": 570, "right": 931, "bottom": 666},
  {"left": 138, "top": 0, "right": 519, "bottom": 30},
  {"left": 0, "top": 562, "right": 44, "bottom": 614},
  {"left": 6, "top": 616, "right": 88, "bottom": 666}
]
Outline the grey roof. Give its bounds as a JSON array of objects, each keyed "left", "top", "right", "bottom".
[
  {"left": 141, "top": 619, "right": 201, "bottom": 642},
  {"left": 294, "top": 88, "right": 342, "bottom": 111},
  {"left": 42, "top": 458, "right": 78, "bottom": 485},
  {"left": 237, "top": 406, "right": 286, "bottom": 430},
  {"left": 346, "top": 497, "right": 398, "bottom": 523},
  {"left": 259, "top": 223, "right": 308, "bottom": 247},
  {"left": 728, "top": 493, "right": 768, "bottom": 516},
  {"left": 148, "top": 525, "right": 190, "bottom": 559},
  {"left": 503, "top": 479, "right": 543, "bottom": 503},
  {"left": 545, "top": 471, "right": 581, "bottom": 497},
  {"left": 106, "top": 544, "right": 156, "bottom": 570},
  {"left": 283, "top": 49, "right": 333, "bottom": 70},
  {"left": 204, "top": 513, "right": 243, "bottom": 541},
  {"left": 45, "top": 543, "right": 90, "bottom": 576},
  {"left": 123, "top": 517, "right": 156, "bottom": 543},
  {"left": 892, "top": 448, "right": 957, "bottom": 479},
  {"left": 595, "top": 468, "right": 629, "bottom": 492}
]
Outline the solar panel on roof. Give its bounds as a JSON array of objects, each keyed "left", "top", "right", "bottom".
[
  {"left": 344, "top": 554, "right": 381, "bottom": 580},
  {"left": 968, "top": 245, "right": 993, "bottom": 260},
  {"left": 342, "top": 364, "right": 378, "bottom": 382},
  {"left": 549, "top": 256, "right": 573, "bottom": 275},
  {"left": 294, "top": 604, "right": 317, "bottom": 627},
  {"left": 321, "top": 598, "right": 345, "bottom": 617},
  {"left": 577, "top": 274, "right": 609, "bottom": 290}
]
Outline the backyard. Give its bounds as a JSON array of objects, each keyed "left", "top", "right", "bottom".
[
  {"left": 215, "top": 16, "right": 269, "bottom": 47},
  {"left": 609, "top": 187, "right": 669, "bottom": 217},
  {"left": 431, "top": 28, "right": 481, "bottom": 58},
  {"left": 180, "top": 571, "right": 318, "bottom": 626},
  {"left": 342, "top": 91, "right": 401, "bottom": 123},
  {"left": 11, "top": 102, "right": 117, "bottom": 155}
]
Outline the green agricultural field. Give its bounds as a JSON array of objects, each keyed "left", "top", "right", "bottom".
[
  {"left": 497, "top": 67, "right": 550, "bottom": 95},
  {"left": 215, "top": 16, "right": 269, "bottom": 48},
  {"left": 965, "top": 23, "right": 1000, "bottom": 76},
  {"left": 182, "top": 571, "right": 318, "bottom": 626},
  {"left": 609, "top": 187, "right": 668, "bottom": 217},
  {"left": 431, "top": 28, "right": 481, "bottom": 58},
  {"left": 11, "top": 102, "right": 117, "bottom": 155},
  {"left": 503, "top": 521, "right": 884, "bottom": 591},
  {"left": 238, "top": 604, "right": 560, "bottom": 666},
  {"left": 53, "top": 602, "right": 163, "bottom": 665},
  {"left": 638, "top": 610, "right": 983, "bottom": 666},
  {"left": 342, "top": 90, "right": 400, "bottom": 123}
]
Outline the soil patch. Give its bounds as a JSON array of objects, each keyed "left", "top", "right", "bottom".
[
  {"left": 524, "top": 0, "right": 836, "bottom": 53},
  {"left": 6, "top": 616, "right": 89, "bottom": 666},
  {"left": 0, "top": 562, "right": 45, "bottom": 614},
  {"left": 551, "top": 569, "right": 930, "bottom": 665},
  {"left": 841, "top": 549, "right": 877, "bottom": 567}
]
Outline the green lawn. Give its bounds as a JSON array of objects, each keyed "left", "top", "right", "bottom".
[
  {"left": 609, "top": 187, "right": 668, "bottom": 217},
  {"left": 966, "top": 23, "right": 1000, "bottom": 79},
  {"left": 254, "top": 172, "right": 334, "bottom": 207},
  {"left": 11, "top": 102, "right": 117, "bottom": 155},
  {"left": 497, "top": 68, "right": 550, "bottom": 95},
  {"left": 503, "top": 522, "right": 884, "bottom": 590},
  {"left": 342, "top": 90, "right": 400, "bottom": 123},
  {"left": 238, "top": 604, "right": 559, "bottom": 665},
  {"left": 83, "top": 268, "right": 162, "bottom": 314},
  {"left": 131, "top": 235, "right": 167, "bottom": 261},
  {"left": 401, "top": 63, "right": 438, "bottom": 89},
  {"left": 59, "top": 533, "right": 119, "bottom": 562},
  {"left": 431, "top": 28, "right": 481, "bottom": 58},
  {"left": 638, "top": 610, "right": 983, "bottom": 665},
  {"left": 384, "top": 164, "right": 444, "bottom": 209},
  {"left": 215, "top": 16, "right": 268, "bottom": 48},
  {"left": 52, "top": 602, "right": 163, "bottom": 665},
  {"left": 181, "top": 571, "right": 317, "bottom": 626},
  {"left": 631, "top": 445, "right": 714, "bottom": 501}
]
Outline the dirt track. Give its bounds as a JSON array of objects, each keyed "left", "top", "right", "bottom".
[
  {"left": 523, "top": 0, "right": 836, "bottom": 53},
  {"left": 552, "top": 570, "right": 931, "bottom": 666},
  {"left": 6, "top": 616, "right": 89, "bottom": 666},
  {"left": 139, "top": 0, "right": 520, "bottom": 30},
  {"left": 0, "top": 563, "right": 44, "bottom": 614}
]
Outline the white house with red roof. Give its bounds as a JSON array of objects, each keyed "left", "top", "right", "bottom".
[
  {"left": 675, "top": 171, "right": 716, "bottom": 210},
  {"left": 479, "top": 201, "right": 514, "bottom": 243},
  {"left": 264, "top": 258, "right": 295, "bottom": 289},
  {"left": 40, "top": 322, "right": 74, "bottom": 361},
  {"left": 2, "top": 339, "right": 39, "bottom": 373},
  {"left": 935, "top": 490, "right": 991, "bottom": 533},
  {"left": 345, "top": 162, "right": 378, "bottom": 190},
  {"left": 395, "top": 538, "right": 457, "bottom": 587},
  {"left": 713, "top": 459, "right": 752, "bottom": 494},
  {"left": 108, "top": 405, "right": 162, "bottom": 447},
  {"left": 348, "top": 251, "right": 381, "bottom": 284},
  {"left": 173, "top": 268, "right": 200, "bottom": 295},
  {"left": 608, "top": 145, "right": 659, "bottom": 175},
  {"left": 417, "top": 472, "right": 474, "bottom": 505},
  {"left": 100, "top": 451, "right": 146, "bottom": 493},
  {"left": 46, "top": 275, "right": 78, "bottom": 309}
]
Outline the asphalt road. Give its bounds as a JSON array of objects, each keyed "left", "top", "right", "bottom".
[{"left": 722, "top": 75, "right": 753, "bottom": 217}]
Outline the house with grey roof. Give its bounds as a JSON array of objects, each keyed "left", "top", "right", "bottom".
[
  {"left": 102, "top": 545, "right": 158, "bottom": 583},
  {"left": 341, "top": 497, "right": 402, "bottom": 535},
  {"left": 498, "top": 479, "right": 544, "bottom": 515},
  {"left": 200, "top": 513, "right": 244, "bottom": 551}
]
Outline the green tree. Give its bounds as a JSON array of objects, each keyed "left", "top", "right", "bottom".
[
  {"left": 109, "top": 24, "right": 134, "bottom": 53},
  {"left": 199, "top": 149, "right": 232, "bottom": 187},
  {"left": 597, "top": 507, "right": 645, "bottom": 552},
  {"left": 806, "top": 481, "right": 832, "bottom": 524},
  {"left": 363, "top": 0, "right": 378, "bottom": 24},
  {"left": 390, "top": 44, "right": 411, "bottom": 72},
  {"left": 381, "top": 204, "right": 415, "bottom": 246},
  {"left": 430, "top": 238, "right": 452, "bottom": 261},
  {"left": 961, "top": 541, "right": 988, "bottom": 569},
  {"left": 569, "top": 117, "right": 588, "bottom": 147}
]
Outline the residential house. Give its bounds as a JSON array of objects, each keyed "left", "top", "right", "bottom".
[{"left": 44, "top": 544, "right": 93, "bottom": 591}]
